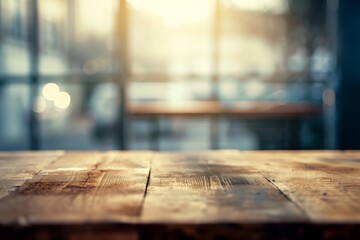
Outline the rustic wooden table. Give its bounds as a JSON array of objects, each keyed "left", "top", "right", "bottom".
[{"left": 0, "top": 151, "right": 360, "bottom": 240}]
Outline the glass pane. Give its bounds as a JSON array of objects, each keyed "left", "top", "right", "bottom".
[
  {"left": 130, "top": 118, "right": 211, "bottom": 150},
  {"left": 129, "top": 118, "right": 298, "bottom": 151},
  {"left": 0, "top": 83, "right": 30, "bottom": 150},
  {"left": 220, "top": 0, "right": 288, "bottom": 77},
  {"left": 39, "top": 81, "right": 118, "bottom": 150},
  {"left": 129, "top": 79, "right": 212, "bottom": 102},
  {"left": 37, "top": 0, "right": 117, "bottom": 75},
  {"left": 129, "top": 0, "right": 214, "bottom": 78},
  {"left": 0, "top": 0, "right": 30, "bottom": 75}
]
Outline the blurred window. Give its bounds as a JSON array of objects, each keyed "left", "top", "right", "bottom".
[{"left": 0, "top": 0, "right": 329, "bottom": 150}]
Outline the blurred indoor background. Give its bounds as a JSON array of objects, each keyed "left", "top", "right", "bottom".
[{"left": 0, "top": 0, "right": 356, "bottom": 151}]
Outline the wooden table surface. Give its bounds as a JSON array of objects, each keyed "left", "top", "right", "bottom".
[{"left": 1, "top": 151, "right": 360, "bottom": 240}]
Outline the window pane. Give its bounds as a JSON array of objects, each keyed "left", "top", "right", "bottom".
[
  {"left": 220, "top": 0, "right": 287, "bottom": 77},
  {"left": 0, "top": 0, "right": 30, "bottom": 75},
  {"left": 0, "top": 84, "right": 30, "bottom": 150},
  {"left": 129, "top": 0, "right": 214, "bottom": 78},
  {"left": 39, "top": 81, "right": 118, "bottom": 150},
  {"left": 37, "top": 0, "right": 117, "bottom": 75}
]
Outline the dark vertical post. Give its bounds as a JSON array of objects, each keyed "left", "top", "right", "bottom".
[
  {"left": 115, "top": 0, "right": 129, "bottom": 150},
  {"left": 0, "top": 1, "right": 3, "bottom": 143},
  {"left": 323, "top": 0, "right": 338, "bottom": 149},
  {"left": 289, "top": 119, "right": 300, "bottom": 150},
  {"left": 28, "top": 0, "right": 40, "bottom": 150},
  {"left": 0, "top": 0, "right": 2, "bottom": 144},
  {"left": 149, "top": 118, "right": 160, "bottom": 151},
  {"left": 210, "top": 0, "right": 221, "bottom": 149},
  {"left": 336, "top": 0, "right": 360, "bottom": 149}
]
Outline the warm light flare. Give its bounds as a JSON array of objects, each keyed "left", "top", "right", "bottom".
[
  {"left": 39, "top": 0, "right": 64, "bottom": 21},
  {"left": 225, "top": 0, "right": 288, "bottom": 14},
  {"left": 77, "top": 0, "right": 117, "bottom": 36},
  {"left": 54, "top": 92, "right": 71, "bottom": 110},
  {"left": 42, "top": 83, "right": 60, "bottom": 101},
  {"left": 128, "top": 0, "right": 212, "bottom": 27}
]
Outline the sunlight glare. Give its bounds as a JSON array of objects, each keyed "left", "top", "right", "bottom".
[
  {"left": 77, "top": 0, "right": 117, "bottom": 36},
  {"left": 40, "top": 0, "right": 64, "bottom": 22},
  {"left": 225, "top": 0, "right": 288, "bottom": 14},
  {"left": 128, "top": 0, "right": 212, "bottom": 28}
]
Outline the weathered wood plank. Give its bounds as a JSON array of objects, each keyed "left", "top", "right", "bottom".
[
  {"left": 1, "top": 151, "right": 360, "bottom": 230},
  {"left": 0, "top": 151, "right": 153, "bottom": 225},
  {"left": 141, "top": 151, "right": 306, "bottom": 223},
  {"left": 0, "top": 151, "right": 63, "bottom": 200},
  {"left": 2, "top": 151, "right": 360, "bottom": 239},
  {"left": 238, "top": 151, "right": 360, "bottom": 222}
]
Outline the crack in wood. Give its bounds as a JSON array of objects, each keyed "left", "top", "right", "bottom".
[
  {"left": 261, "top": 173, "right": 310, "bottom": 220},
  {"left": 138, "top": 153, "right": 154, "bottom": 217}
]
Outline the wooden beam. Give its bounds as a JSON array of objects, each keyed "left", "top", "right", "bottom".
[{"left": 28, "top": 0, "right": 41, "bottom": 150}]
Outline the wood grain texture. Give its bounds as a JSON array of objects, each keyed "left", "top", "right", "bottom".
[
  {"left": 141, "top": 151, "right": 306, "bottom": 223},
  {"left": 1, "top": 151, "right": 360, "bottom": 240},
  {"left": 0, "top": 151, "right": 153, "bottom": 224},
  {"left": 0, "top": 151, "right": 63, "bottom": 200},
  {"left": 236, "top": 151, "right": 360, "bottom": 222}
]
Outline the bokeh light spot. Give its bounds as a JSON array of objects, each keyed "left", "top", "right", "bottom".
[
  {"left": 54, "top": 92, "right": 71, "bottom": 109},
  {"left": 42, "top": 83, "right": 60, "bottom": 101}
]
